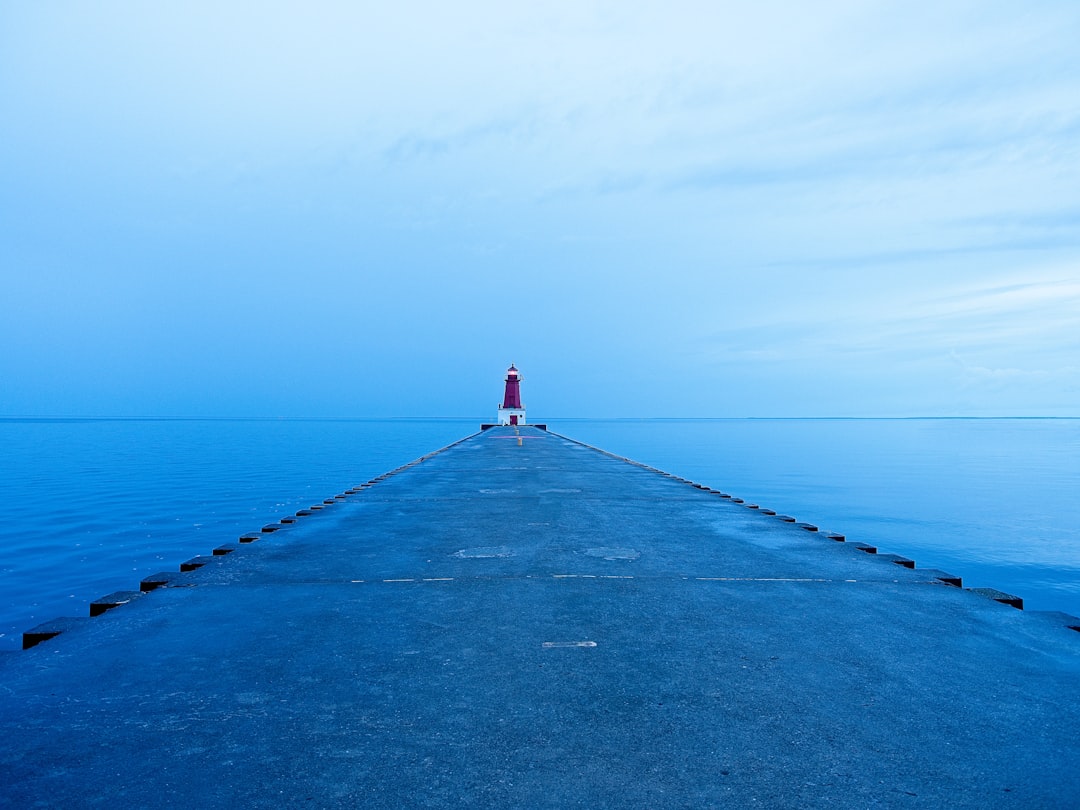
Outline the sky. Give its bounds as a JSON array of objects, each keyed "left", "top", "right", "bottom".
[{"left": 2, "top": 1, "right": 1078, "bottom": 418}]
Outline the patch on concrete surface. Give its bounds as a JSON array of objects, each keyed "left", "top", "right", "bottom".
[
  {"left": 583, "top": 547, "right": 640, "bottom": 561},
  {"left": 479, "top": 488, "right": 516, "bottom": 494},
  {"left": 542, "top": 641, "right": 597, "bottom": 648},
  {"left": 453, "top": 546, "right": 515, "bottom": 559},
  {"left": 540, "top": 488, "right": 582, "bottom": 494}
]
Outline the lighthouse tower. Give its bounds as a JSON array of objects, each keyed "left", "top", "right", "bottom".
[{"left": 497, "top": 364, "right": 527, "bottom": 426}]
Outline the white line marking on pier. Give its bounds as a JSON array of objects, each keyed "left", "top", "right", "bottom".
[
  {"left": 695, "top": 577, "right": 831, "bottom": 582},
  {"left": 383, "top": 579, "right": 415, "bottom": 583},
  {"left": 422, "top": 578, "right": 454, "bottom": 582},
  {"left": 542, "top": 641, "right": 597, "bottom": 648},
  {"left": 350, "top": 580, "right": 365, "bottom": 583}
]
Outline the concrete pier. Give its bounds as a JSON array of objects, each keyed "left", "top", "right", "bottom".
[{"left": 1, "top": 426, "right": 1078, "bottom": 807}]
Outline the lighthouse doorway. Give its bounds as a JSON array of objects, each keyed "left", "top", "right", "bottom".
[{"left": 509, "top": 415, "right": 518, "bottom": 425}]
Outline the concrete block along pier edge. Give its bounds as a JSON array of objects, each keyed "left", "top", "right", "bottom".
[{"left": 2, "top": 426, "right": 1078, "bottom": 808}]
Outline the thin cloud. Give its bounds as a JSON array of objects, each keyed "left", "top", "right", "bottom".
[{"left": 699, "top": 272, "right": 1080, "bottom": 365}]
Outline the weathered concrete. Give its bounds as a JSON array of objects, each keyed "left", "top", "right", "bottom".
[{"left": 1, "top": 426, "right": 1078, "bottom": 807}]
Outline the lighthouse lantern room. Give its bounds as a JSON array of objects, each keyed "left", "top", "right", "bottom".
[{"left": 497, "top": 364, "right": 527, "bottom": 426}]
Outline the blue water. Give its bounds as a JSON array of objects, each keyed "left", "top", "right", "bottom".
[{"left": 1, "top": 417, "right": 1078, "bottom": 650}]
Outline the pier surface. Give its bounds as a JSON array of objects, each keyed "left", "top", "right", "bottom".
[{"left": 1, "top": 426, "right": 1078, "bottom": 807}]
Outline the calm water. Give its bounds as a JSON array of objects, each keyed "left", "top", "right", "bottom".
[{"left": 1, "top": 417, "right": 1078, "bottom": 650}]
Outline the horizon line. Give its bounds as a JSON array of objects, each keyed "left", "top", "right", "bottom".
[{"left": 1, "top": 414, "right": 1077, "bottom": 422}]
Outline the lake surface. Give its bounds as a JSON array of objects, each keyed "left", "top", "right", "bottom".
[{"left": 1, "top": 417, "right": 1077, "bottom": 650}]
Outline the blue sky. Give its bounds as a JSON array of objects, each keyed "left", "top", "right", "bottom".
[{"left": 2, "top": 1, "right": 1078, "bottom": 417}]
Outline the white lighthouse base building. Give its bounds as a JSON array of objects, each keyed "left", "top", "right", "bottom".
[{"left": 497, "top": 407, "right": 526, "bottom": 426}]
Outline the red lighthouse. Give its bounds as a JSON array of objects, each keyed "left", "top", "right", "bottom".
[{"left": 497, "top": 364, "right": 526, "bottom": 426}]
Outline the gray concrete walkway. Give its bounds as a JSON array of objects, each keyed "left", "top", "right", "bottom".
[{"left": 1, "top": 426, "right": 1078, "bottom": 808}]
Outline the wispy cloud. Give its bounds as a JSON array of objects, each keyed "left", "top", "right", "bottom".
[
  {"left": 700, "top": 272, "right": 1080, "bottom": 365},
  {"left": 382, "top": 117, "right": 534, "bottom": 163}
]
